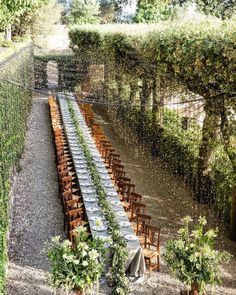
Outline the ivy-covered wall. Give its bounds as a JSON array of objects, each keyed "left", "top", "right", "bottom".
[{"left": 0, "top": 44, "right": 33, "bottom": 293}]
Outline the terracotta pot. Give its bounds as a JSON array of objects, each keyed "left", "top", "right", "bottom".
[
  {"left": 191, "top": 283, "right": 199, "bottom": 295},
  {"left": 74, "top": 289, "right": 83, "bottom": 295},
  {"left": 180, "top": 283, "right": 199, "bottom": 295}
]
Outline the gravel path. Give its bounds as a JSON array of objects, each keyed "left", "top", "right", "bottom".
[
  {"left": 94, "top": 107, "right": 236, "bottom": 295},
  {"left": 7, "top": 94, "right": 65, "bottom": 295}
]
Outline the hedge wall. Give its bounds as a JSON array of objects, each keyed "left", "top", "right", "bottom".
[
  {"left": 0, "top": 44, "right": 33, "bottom": 293},
  {"left": 34, "top": 54, "right": 80, "bottom": 90},
  {"left": 69, "top": 21, "right": 236, "bottom": 238}
]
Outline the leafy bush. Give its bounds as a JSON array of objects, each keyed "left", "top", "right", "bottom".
[
  {"left": 47, "top": 227, "right": 106, "bottom": 293},
  {"left": 163, "top": 216, "right": 231, "bottom": 294}
]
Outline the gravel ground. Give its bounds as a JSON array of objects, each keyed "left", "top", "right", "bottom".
[
  {"left": 7, "top": 94, "right": 65, "bottom": 295},
  {"left": 94, "top": 107, "right": 236, "bottom": 295}
]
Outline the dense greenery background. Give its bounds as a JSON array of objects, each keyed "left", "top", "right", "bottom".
[{"left": 69, "top": 20, "right": 236, "bottom": 238}]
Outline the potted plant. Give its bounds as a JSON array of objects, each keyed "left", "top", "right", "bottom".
[
  {"left": 47, "top": 226, "right": 106, "bottom": 295},
  {"left": 163, "top": 216, "right": 231, "bottom": 295}
]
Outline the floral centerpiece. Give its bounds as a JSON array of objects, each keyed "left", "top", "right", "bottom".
[
  {"left": 47, "top": 226, "right": 106, "bottom": 295},
  {"left": 163, "top": 216, "right": 231, "bottom": 295}
]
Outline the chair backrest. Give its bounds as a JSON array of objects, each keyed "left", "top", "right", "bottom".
[
  {"left": 136, "top": 213, "right": 152, "bottom": 236},
  {"left": 62, "top": 189, "right": 72, "bottom": 203},
  {"left": 69, "top": 218, "right": 84, "bottom": 230},
  {"left": 58, "top": 163, "right": 68, "bottom": 173},
  {"left": 129, "top": 192, "right": 142, "bottom": 206},
  {"left": 117, "top": 176, "right": 131, "bottom": 185},
  {"left": 68, "top": 208, "right": 84, "bottom": 221},
  {"left": 145, "top": 224, "right": 161, "bottom": 251},
  {"left": 112, "top": 158, "right": 122, "bottom": 165},
  {"left": 132, "top": 202, "right": 147, "bottom": 214},
  {"left": 118, "top": 182, "right": 135, "bottom": 199},
  {"left": 112, "top": 163, "right": 124, "bottom": 172}
]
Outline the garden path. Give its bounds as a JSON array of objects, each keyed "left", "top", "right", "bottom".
[
  {"left": 7, "top": 93, "right": 65, "bottom": 295},
  {"left": 94, "top": 107, "right": 236, "bottom": 295}
]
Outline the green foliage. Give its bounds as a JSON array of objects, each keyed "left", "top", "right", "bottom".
[
  {"left": 47, "top": 227, "right": 106, "bottom": 292},
  {"left": 163, "top": 216, "right": 231, "bottom": 294},
  {"left": 171, "top": 0, "right": 236, "bottom": 19},
  {"left": 12, "top": 0, "right": 62, "bottom": 38},
  {"left": 0, "top": 44, "right": 33, "bottom": 293},
  {"left": 67, "top": 0, "right": 100, "bottom": 24},
  {"left": 134, "top": 0, "right": 173, "bottom": 23},
  {"left": 0, "top": 0, "right": 49, "bottom": 27},
  {"left": 69, "top": 21, "right": 236, "bottom": 96},
  {"left": 67, "top": 97, "right": 129, "bottom": 295}
]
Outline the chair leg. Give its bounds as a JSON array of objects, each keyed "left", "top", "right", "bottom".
[{"left": 149, "top": 258, "right": 151, "bottom": 277}]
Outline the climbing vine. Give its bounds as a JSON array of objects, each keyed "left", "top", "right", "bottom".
[{"left": 0, "top": 44, "right": 33, "bottom": 293}]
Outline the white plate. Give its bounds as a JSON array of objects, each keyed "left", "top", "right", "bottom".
[
  {"left": 80, "top": 182, "right": 92, "bottom": 186},
  {"left": 83, "top": 189, "right": 95, "bottom": 194},
  {"left": 101, "top": 175, "right": 110, "bottom": 180},
  {"left": 98, "top": 169, "right": 108, "bottom": 174},
  {"left": 77, "top": 169, "right": 88, "bottom": 174},
  {"left": 107, "top": 192, "right": 118, "bottom": 197},
  {"left": 111, "top": 200, "right": 121, "bottom": 206},
  {"left": 92, "top": 225, "right": 107, "bottom": 232},
  {"left": 87, "top": 207, "right": 99, "bottom": 212},
  {"left": 74, "top": 156, "right": 84, "bottom": 160},
  {"left": 89, "top": 216, "right": 104, "bottom": 222},
  {"left": 76, "top": 165, "right": 86, "bottom": 169},
  {"left": 96, "top": 163, "right": 104, "bottom": 168},
  {"left": 74, "top": 160, "right": 85, "bottom": 165},
  {"left": 104, "top": 183, "right": 113, "bottom": 188},
  {"left": 119, "top": 221, "right": 130, "bottom": 227},
  {"left": 116, "top": 211, "right": 126, "bottom": 217},
  {"left": 84, "top": 197, "right": 96, "bottom": 203},
  {"left": 124, "top": 234, "right": 138, "bottom": 241},
  {"left": 78, "top": 175, "right": 89, "bottom": 180}
]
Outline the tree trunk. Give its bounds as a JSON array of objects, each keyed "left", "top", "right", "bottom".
[
  {"left": 5, "top": 24, "right": 12, "bottom": 41},
  {"left": 230, "top": 190, "right": 236, "bottom": 241},
  {"left": 219, "top": 99, "right": 236, "bottom": 240},
  {"left": 197, "top": 98, "right": 221, "bottom": 203},
  {"left": 152, "top": 75, "right": 159, "bottom": 155},
  {"left": 140, "top": 77, "right": 151, "bottom": 113}
]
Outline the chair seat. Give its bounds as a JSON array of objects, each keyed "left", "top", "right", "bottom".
[
  {"left": 72, "top": 195, "right": 81, "bottom": 200},
  {"left": 138, "top": 235, "right": 145, "bottom": 244},
  {"left": 72, "top": 188, "right": 79, "bottom": 194},
  {"left": 121, "top": 201, "right": 129, "bottom": 208},
  {"left": 143, "top": 248, "right": 159, "bottom": 259},
  {"left": 126, "top": 211, "right": 136, "bottom": 221},
  {"left": 68, "top": 171, "right": 76, "bottom": 177}
]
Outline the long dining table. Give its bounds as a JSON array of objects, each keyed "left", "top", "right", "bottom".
[{"left": 58, "top": 93, "right": 146, "bottom": 278}]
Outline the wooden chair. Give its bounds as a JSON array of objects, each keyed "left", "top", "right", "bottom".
[
  {"left": 127, "top": 201, "right": 146, "bottom": 222},
  {"left": 143, "top": 225, "right": 161, "bottom": 276},
  {"left": 67, "top": 207, "right": 85, "bottom": 223},
  {"left": 135, "top": 213, "right": 152, "bottom": 246},
  {"left": 128, "top": 192, "right": 142, "bottom": 211},
  {"left": 119, "top": 183, "right": 135, "bottom": 202}
]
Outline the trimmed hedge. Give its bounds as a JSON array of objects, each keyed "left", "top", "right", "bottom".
[
  {"left": 34, "top": 54, "right": 80, "bottom": 90},
  {"left": 0, "top": 44, "right": 33, "bottom": 293},
  {"left": 69, "top": 21, "right": 236, "bottom": 227},
  {"left": 69, "top": 21, "right": 236, "bottom": 96}
]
